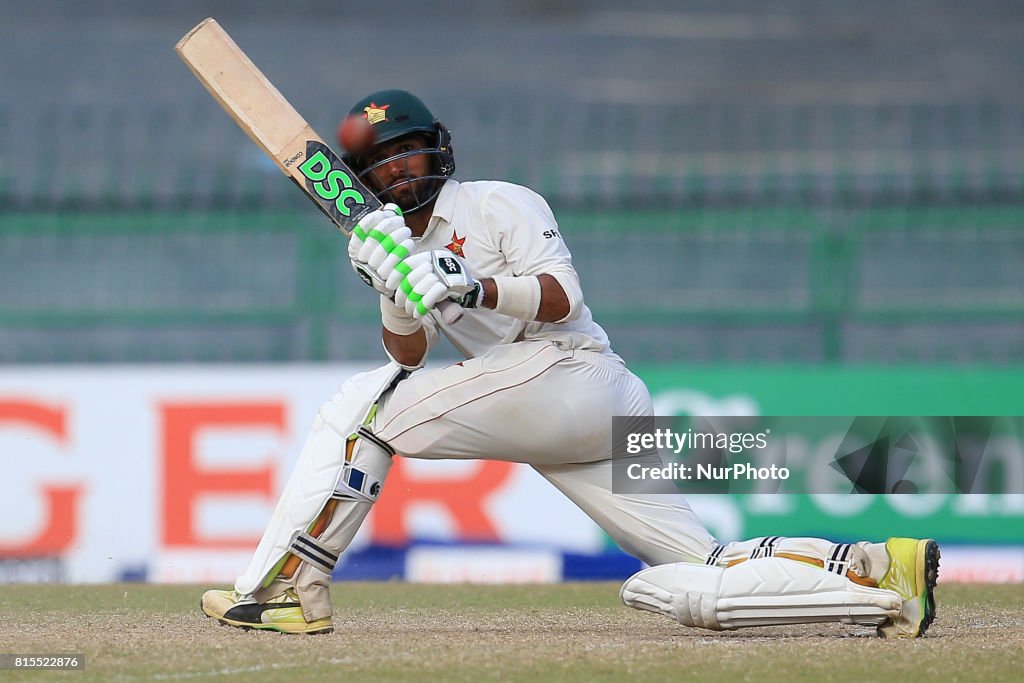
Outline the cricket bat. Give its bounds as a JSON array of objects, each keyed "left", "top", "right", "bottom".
[{"left": 175, "top": 17, "right": 461, "bottom": 323}]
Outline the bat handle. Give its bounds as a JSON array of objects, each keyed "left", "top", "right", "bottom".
[{"left": 437, "top": 299, "right": 463, "bottom": 324}]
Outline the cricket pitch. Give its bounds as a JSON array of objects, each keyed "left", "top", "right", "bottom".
[{"left": 0, "top": 582, "right": 1021, "bottom": 682}]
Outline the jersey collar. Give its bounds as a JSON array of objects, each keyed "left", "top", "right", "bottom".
[{"left": 422, "top": 179, "right": 459, "bottom": 240}]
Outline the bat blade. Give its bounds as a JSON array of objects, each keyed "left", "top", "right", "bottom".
[
  {"left": 175, "top": 17, "right": 380, "bottom": 235},
  {"left": 175, "top": 18, "right": 462, "bottom": 323}
]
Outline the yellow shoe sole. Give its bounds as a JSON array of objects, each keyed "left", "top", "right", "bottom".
[
  {"left": 879, "top": 538, "right": 940, "bottom": 638},
  {"left": 200, "top": 596, "right": 334, "bottom": 635}
]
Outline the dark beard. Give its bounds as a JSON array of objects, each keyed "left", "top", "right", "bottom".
[{"left": 385, "top": 177, "right": 438, "bottom": 213}]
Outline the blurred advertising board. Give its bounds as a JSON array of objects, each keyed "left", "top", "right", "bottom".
[
  {"left": 635, "top": 365, "right": 1024, "bottom": 546},
  {"left": 1, "top": 364, "right": 1021, "bottom": 583}
]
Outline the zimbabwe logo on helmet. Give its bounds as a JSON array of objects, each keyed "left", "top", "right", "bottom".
[{"left": 363, "top": 103, "right": 390, "bottom": 125}]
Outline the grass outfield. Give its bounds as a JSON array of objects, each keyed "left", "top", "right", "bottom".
[{"left": 0, "top": 583, "right": 1022, "bottom": 682}]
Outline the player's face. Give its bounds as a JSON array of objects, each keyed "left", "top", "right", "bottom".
[{"left": 362, "top": 134, "right": 434, "bottom": 211}]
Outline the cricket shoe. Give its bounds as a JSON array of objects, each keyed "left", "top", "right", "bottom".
[
  {"left": 200, "top": 588, "right": 333, "bottom": 635},
  {"left": 876, "top": 538, "right": 940, "bottom": 638}
]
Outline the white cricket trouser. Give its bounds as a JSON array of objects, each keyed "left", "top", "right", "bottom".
[{"left": 373, "top": 340, "right": 715, "bottom": 565}]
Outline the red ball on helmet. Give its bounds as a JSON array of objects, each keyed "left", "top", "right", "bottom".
[{"left": 337, "top": 114, "right": 376, "bottom": 155}]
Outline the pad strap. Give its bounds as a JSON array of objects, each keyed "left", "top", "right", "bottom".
[
  {"left": 707, "top": 536, "right": 784, "bottom": 566},
  {"left": 289, "top": 532, "right": 339, "bottom": 575},
  {"left": 328, "top": 427, "right": 392, "bottom": 502},
  {"left": 825, "top": 543, "right": 856, "bottom": 576},
  {"left": 356, "top": 425, "right": 395, "bottom": 457},
  {"left": 748, "top": 536, "right": 783, "bottom": 560},
  {"left": 706, "top": 542, "right": 727, "bottom": 566},
  {"left": 334, "top": 464, "right": 385, "bottom": 502}
]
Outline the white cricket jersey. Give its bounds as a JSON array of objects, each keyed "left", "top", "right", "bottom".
[{"left": 415, "top": 179, "right": 618, "bottom": 360}]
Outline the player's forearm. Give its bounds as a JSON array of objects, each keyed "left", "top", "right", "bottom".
[
  {"left": 478, "top": 274, "right": 570, "bottom": 322},
  {"left": 382, "top": 326, "right": 429, "bottom": 368},
  {"left": 535, "top": 274, "right": 571, "bottom": 321},
  {"left": 379, "top": 293, "right": 434, "bottom": 368}
]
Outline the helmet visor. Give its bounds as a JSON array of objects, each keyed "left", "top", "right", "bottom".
[{"left": 354, "top": 135, "right": 447, "bottom": 214}]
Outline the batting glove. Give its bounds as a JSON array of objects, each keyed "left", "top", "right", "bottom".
[
  {"left": 392, "top": 256, "right": 450, "bottom": 319},
  {"left": 349, "top": 203, "right": 415, "bottom": 295},
  {"left": 390, "top": 250, "right": 483, "bottom": 314}
]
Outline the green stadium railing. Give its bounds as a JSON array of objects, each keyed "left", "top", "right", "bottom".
[{"left": 2, "top": 206, "right": 1022, "bottom": 364}]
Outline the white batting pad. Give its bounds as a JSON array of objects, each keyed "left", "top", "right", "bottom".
[
  {"left": 621, "top": 557, "right": 901, "bottom": 631},
  {"left": 234, "top": 363, "right": 403, "bottom": 594}
]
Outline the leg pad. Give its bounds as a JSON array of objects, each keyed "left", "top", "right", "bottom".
[{"left": 622, "top": 557, "right": 901, "bottom": 631}]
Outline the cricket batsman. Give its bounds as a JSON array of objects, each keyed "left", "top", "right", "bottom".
[{"left": 200, "top": 89, "right": 939, "bottom": 638}]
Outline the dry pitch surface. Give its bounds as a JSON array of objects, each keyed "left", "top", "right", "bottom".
[{"left": 0, "top": 582, "right": 1021, "bottom": 682}]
